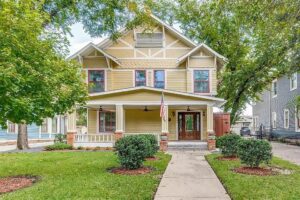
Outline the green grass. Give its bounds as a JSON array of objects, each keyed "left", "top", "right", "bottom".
[
  {"left": 0, "top": 151, "right": 171, "bottom": 200},
  {"left": 206, "top": 154, "right": 300, "bottom": 200}
]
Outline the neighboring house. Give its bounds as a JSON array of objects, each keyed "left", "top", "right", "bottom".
[
  {"left": 68, "top": 15, "right": 226, "bottom": 147},
  {"left": 231, "top": 115, "right": 252, "bottom": 134},
  {"left": 252, "top": 72, "right": 300, "bottom": 137},
  {"left": 0, "top": 115, "right": 67, "bottom": 140}
]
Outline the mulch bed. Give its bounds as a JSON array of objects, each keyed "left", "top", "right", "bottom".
[
  {"left": 0, "top": 175, "right": 39, "bottom": 194},
  {"left": 217, "top": 156, "right": 239, "bottom": 161},
  {"left": 233, "top": 167, "right": 278, "bottom": 176},
  {"left": 145, "top": 156, "right": 159, "bottom": 161},
  {"left": 110, "top": 167, "right": 153, "bottom": 175}
]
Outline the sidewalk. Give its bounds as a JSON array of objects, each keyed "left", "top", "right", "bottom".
[
  {"left": 0, "top": 141, "right": 53, "bottom": 152},
  {"left": 155, "top": 150, "right": 230, "bottom": 200},
  {"left": 272, "top": 142, "right": 300, "bottom": 165}
]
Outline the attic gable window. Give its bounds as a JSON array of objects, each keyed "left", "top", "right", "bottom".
[
  {"left": 135, "top": 33, "right": 163, "bottom": 48},
  {"left": 88, "top": 70, "right": 105, "bottom": 93}
]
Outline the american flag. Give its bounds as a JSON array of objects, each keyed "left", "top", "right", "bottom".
[{"left": 160, "top": 92, "right": 166, "bottom": 121}]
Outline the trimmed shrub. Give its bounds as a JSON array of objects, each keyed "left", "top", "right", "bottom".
[
  {"left": 138, "top": 134, "right": 159, "bottom": 158},
  {"left": 217, "top": 134, "right": 241, "bottom": 157},
  {"left": 238, "top": 139, "right": 272, "bottom": 167},
  {"left": 54, "top": 133, "right": 66, "bottom": 143},
  {"left": 45, "top": 142, "right": 72, "bottom": 151},
  {"left": 115, "top": 135, "right": 151, "bottom": 169}
]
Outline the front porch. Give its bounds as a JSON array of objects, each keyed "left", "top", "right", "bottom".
[{"left": 67, "top": 87, "right": 224, "bottom": 149}]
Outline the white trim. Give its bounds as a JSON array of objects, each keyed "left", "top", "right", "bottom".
[
  {"left": 177, "top": 43, "right": 227, "bottom": 64},
  {"left": 88, "top": 86, "right": 225, "bottom": 102},
  {"left": 175, "top": 110, "right": 204, "bottom": 141},
  {"left": 284, "top": 109, "right": 289, "bottom": 129},
  {"left": 290, "top": 72, "right": 297, "bottom": 91},
  {"left": 87, "top": 101, "right": 216, "bottom": 106}
]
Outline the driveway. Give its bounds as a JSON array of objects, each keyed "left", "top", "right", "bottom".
[
  {"left": 272, "top": 142, "right": 300, "bottom": 165},
  {"left": 155, "top": 150, "right": 230, "bottom": 200}
]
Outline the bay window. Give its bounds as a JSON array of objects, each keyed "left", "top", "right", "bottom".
[
  {"left": 154, "top": 70, "right": 165, "bottom": 89},
  {"left": 99, "top": 112, "right": 116, "bottom": 132},
  {"left": 88, "top": 70, "right": 105, "bottom": 93},
  {"left": 194, "top": 70, "right": 210, "bottom": 93},
  {"left": 135, "top": 70, "right": 146, "bottom": 86}
]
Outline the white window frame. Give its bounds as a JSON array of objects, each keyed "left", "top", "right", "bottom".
[
  {"left": 272, "top": 112, "right": 277, "bottom": 129},
  {"left": 290, "top": 72, "right": 297, "bottom": 91},
  {"left": 284, "top": 109, "right": 289, "bottom": 129},
  {"left": 272, "top": 79, "right": 277, "bottom": 98}
]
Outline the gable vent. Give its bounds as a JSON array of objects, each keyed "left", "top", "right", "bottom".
[{"left": 135, "top": 33, "right": 163, "bottom": 48}]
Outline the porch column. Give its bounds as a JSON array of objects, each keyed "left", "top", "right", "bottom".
[
  {"left": 207, "top": 105, "right": 216, "bottom": 150},
  {"left": 160, "top": 105, "right": 168, "bottom": 151},
  {"left": 115, "top": 104, "right": 124, "bottom": 141},
  {"left": 67, "top": 109, "right": 77, "bottom": 146}
]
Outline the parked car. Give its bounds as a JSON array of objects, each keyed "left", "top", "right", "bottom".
[{"left": 240, "top": 127, "right": 251, "bottom": 136}]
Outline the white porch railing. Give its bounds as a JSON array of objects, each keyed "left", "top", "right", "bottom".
[
  {"left": 74, "top": 134, "right": 115, "bottom": 143},
  {"left": 123, "top": 132, "right": 160, "bottom": 145}
]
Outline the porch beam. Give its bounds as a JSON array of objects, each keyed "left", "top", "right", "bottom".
[
  {"left": 67, "top": 109, "right": 77, "bottom": 133},
  {"left": 115, "top": 104, "right": 124, "bottom": 132},
  {"left": 161, "top": 105, "right": 169, "bottom": 134},
  {"left": 207, "top": 105, "right": 214, "bottom": 132}
]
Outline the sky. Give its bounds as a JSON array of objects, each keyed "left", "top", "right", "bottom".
[{"left": 67, "top": 23, "right": 253, "bottom": 116}]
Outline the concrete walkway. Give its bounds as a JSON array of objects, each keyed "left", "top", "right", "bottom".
[
  {"left": 0, "top": 142, "right": 53, "bottom": 153},
  {"left": 272, "top": 142, "right": 300, "bottom": 165},
  {"left": 155, "top": 151, "right": 230, "bottom": 200}
]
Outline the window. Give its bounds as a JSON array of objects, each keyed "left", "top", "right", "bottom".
[
  {"left": 284, "top": 109, "right": 289, "bottom": 129},
  {"left": 272, "top": 112, "right": 277, "bottom": 129},
  {"left": 7, "top": 121, "right": 16, "bottom": 133},
  {"left": 136, "top": 33, "right": 163, "bottom": 48},
  {"left": 88, "top": 70, "right": 105, "bottom": 93},
  {"left": 290, "top": 72, "right": 297, "bottom": 91},
  {"left": 272, "top": 80, "right": 277, "bottom": 97},
  {"left": 135, "top": 70, "right": 146, "bottom": 86},
  {"left": 194, "top": 70, "right": 210, "bottom": 93},
  {"left": 52, "top": 117, "right": 58, "bottom": 133},
  {"left": 185, "top": 114, "right": 194, "bottom": 131},
  {"left": 99, "top": 112, "right": 116, "bottom": 132},
  {"left": 154, "top": 70, "right": 165, "bottom": 89},
  {"left": 296, "top": 106, "right": 300, "bottom": 132}
]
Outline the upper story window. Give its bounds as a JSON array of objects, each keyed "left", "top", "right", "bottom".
[
  {"left": 272, "top": 80, "right": 277, "bottom": 97},
  {"left": 135, "top": 70, "right": 146, "bottom": 86},
  {"left": 88, "top": 70, "right": 105, "bottom": 93},
  {"left": 154, "top": 70, "right": 165, "bottom": 89},
  {"left": 194, "top": 70, "right": 210, "bottom": 93},
  {"left": 290, "top": 72, "right": 297, "bottom": 91},
  {"left": 135, "top": 33, "right": 163, "bottom": 48},
  {"left": 99, "top": 111, "right": 116, "bottom": 133}
]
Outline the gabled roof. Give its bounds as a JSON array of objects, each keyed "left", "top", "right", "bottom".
[
  {"left": 89, "top": 86, "right": 225, "bottom": 103},
  {"left": 67, "top": 42, "right": 121, "bottom": 65},
  {"left": 177, "top": 43, "right": 227, "bottom": 64}
]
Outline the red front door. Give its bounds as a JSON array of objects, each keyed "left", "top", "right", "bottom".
[{"left": 178, "top": 112, "right": 201, "bottom": 140}]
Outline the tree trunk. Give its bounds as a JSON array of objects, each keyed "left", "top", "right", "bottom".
[{"left": 17, "top": 123, "right": 29, "bottom": 150}]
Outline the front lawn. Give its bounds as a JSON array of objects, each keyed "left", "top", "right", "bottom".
[
  {"left": 206, "top": 154, "right": 300, "bottom": 200},
  {"left": 0, "top": 151, "right": 171, "bottom": 200}
]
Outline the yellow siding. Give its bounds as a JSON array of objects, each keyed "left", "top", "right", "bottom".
[
  {"left": 125, "top": 109, "right": 161, "bottom": 133},
  {"left": 186, "top": 70, "right": 193, "bottom": 93},
  {"left": 88, "top": 110, "right": 97, "bottom": 134},
  {"left": 111, "top": 70, "right": 133, "bottom": 90},
  {"left": 106, "top": 70, "right": 112, "bottom": 91},
  {"left": 166, "top": 71, "right": 187, "bottom": 92},
  {"left": 189, "top": 57, "right": 215, "bottom": 67},
  {"left": 83, "top": 57, "right": 108, "bottom": 68},
  {"left": 168, "top": 109, "right": 177, "bottom": 140},
  {"left": 211, "top": 69, "right": 217, "bottom": 93}
]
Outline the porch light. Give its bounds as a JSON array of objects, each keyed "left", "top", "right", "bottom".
[
  {"left": 99, "top": 106, "right": 103, "bottom": 111},
  {"left": 203, "top": 111, "right": 206, "bottom": 117},
  {"left": 187, "top": 106, "right": 191, "bottom": 111},
  {"left": 172, "top": 111, "right": 175, "bottom": 117}
]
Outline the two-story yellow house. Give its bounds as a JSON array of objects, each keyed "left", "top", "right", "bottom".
[{"left": 67, "top": 15, "right": 226, "bottom": 148}]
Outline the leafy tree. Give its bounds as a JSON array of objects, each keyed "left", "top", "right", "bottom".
[
  {"left": 173, "top": 0, "right": 300, "bottom": 123},
  {"left": 0, "top": 0, "right": 86, "bottom": 149}
]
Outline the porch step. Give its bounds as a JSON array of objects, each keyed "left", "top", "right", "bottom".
[{"left": 167, "top": 141, "right": 207, "bottom": 151}]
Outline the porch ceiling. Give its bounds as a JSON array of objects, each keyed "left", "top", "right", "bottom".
[{"left": 87, "top": 87, "right": 225, "bottom": 107}]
